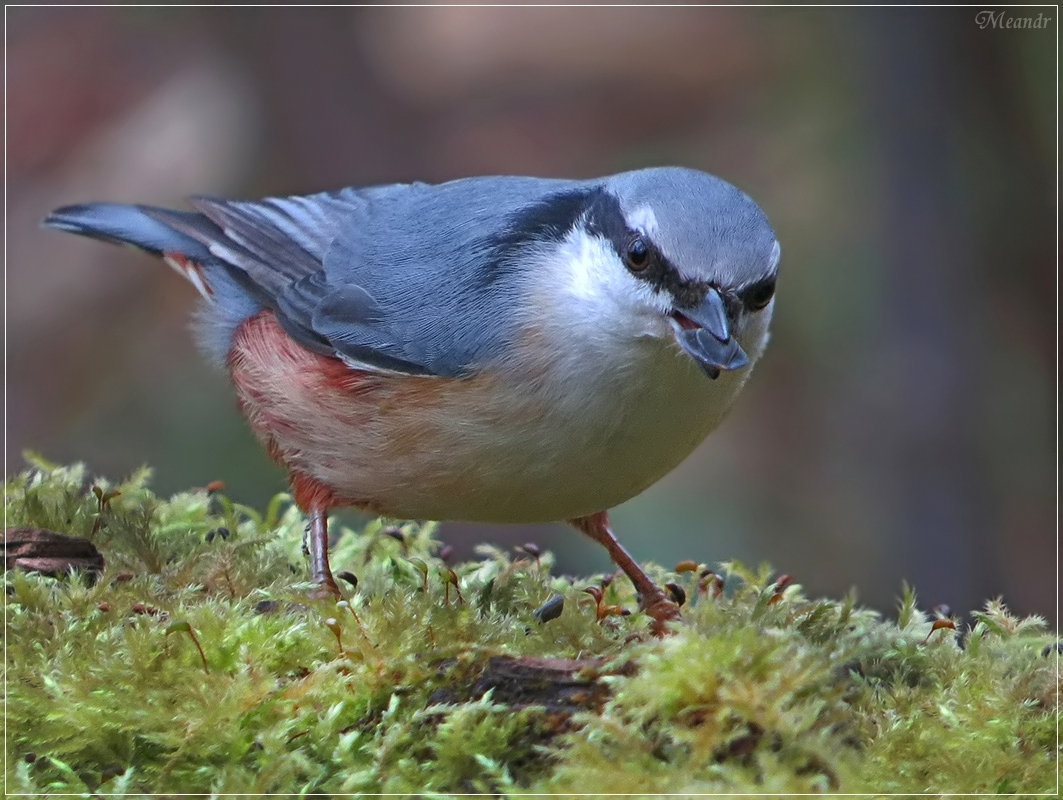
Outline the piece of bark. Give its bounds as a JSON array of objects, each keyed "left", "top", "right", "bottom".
[
  {"left": 472, "top": 656, "right": 617, "bottom": 712},
  {"left": 5, "top": 526, "right": 105, "bottom": 578},
  {"left": 430, "top": 656, "right": 634, "bottom": 717}
]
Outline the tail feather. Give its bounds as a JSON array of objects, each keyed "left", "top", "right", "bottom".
[
  {"left": 44, "top": 201, "right": 266, "bottom": 361},
  {"left": 43, "top": 203, "right": 215, "bottom": 263}
]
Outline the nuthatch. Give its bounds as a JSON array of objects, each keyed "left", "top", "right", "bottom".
[{"left": 45, "top": 167, "right": 779, "bottom": 628}]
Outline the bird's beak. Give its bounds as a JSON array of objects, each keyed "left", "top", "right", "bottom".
[{"left": 670, "top": 288, "right": 749, "bottom": 379}]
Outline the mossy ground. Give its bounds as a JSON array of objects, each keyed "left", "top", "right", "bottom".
[{"left": 5, "top": 458, "right": 1058, "bottom": 796}]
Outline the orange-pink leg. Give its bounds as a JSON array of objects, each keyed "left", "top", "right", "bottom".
[
  {"left": 570, "top": 511, "right": 680, "bottom": 632},
  {"left": 290, "top": 472, "right": 342, "bottom": 599}
]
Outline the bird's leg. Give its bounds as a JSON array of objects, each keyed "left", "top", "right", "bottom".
[
  {"left": 570, "top": 511, "right": 680, "bottom": 633},
  {"left": 307, "top": 505, "right": 341, "bottom": 599},
  {"left": 290, "top": 472, "right": 342, "bottom": 600}
]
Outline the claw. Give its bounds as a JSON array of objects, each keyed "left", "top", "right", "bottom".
[
  {"left": 640, "top": 590, "right": 682, "bottom": 637},
  {"left": 308, "top": 576, "right": 342, "bottom": 602}
]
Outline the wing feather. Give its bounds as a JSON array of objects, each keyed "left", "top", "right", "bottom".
[{"left": 184, "top": 190, "right": 447, "bottom": 375}]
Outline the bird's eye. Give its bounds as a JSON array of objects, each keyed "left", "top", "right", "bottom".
[
  {"left": 740, "top": 277, "right": 776, "bottom": 311},
  {"left": 625, "top": 236, "right": 651, "bottom": 272}
]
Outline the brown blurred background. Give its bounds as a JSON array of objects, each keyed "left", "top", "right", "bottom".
[{"left": 7, "top": 6, "right": 1056, "bottom": 625}]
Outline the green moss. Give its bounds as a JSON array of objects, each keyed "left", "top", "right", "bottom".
[{"left": 5, "top": 459, "right": 1058, "bottom": 795}]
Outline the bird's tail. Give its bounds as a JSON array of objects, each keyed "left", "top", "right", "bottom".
[{"left": 43, "top": 203, "right": 220, "bottom": 301}]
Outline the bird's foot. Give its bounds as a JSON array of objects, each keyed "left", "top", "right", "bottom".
[
  {"left": 570, "top": 512, "right": 683, "bottom": 637},
  {"left": 639, "top": 589, "right": 682, "bottom": 637},
  {"left": 307, "top": 575, "right": 343, "bottom": 602}
]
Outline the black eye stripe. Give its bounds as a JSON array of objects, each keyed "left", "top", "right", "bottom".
[
  {"left": 738, "top": 276, "right": 776, "bottom": 310},
  {"left": 582, "top": 188, "right": 775, "bottom": 314},
  {"left": 583, "top": 190, "right": 710, "bottom": 303}
]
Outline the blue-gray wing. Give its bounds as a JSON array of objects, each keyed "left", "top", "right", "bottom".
[
  {"left": 158, "top": 190, "right": 424, "bottom": 375},
  {"left": 179, "top": 177, "right": 589, "bottom": 376}
]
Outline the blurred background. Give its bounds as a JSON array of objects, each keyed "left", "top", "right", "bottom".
[{"left": 8, "top": 6, "right": 1056, "bottom": 625}]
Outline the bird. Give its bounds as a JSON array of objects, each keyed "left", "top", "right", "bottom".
[{"left": 43, "top": 166, "right": 780, "bottom": 629}]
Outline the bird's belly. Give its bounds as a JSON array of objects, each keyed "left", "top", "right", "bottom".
[
  {"left": 418, "top": 368, "right": 739, "bottom": 522},
  {"left": 229, "top": 312, "right": 746, "bottom": 522}
]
